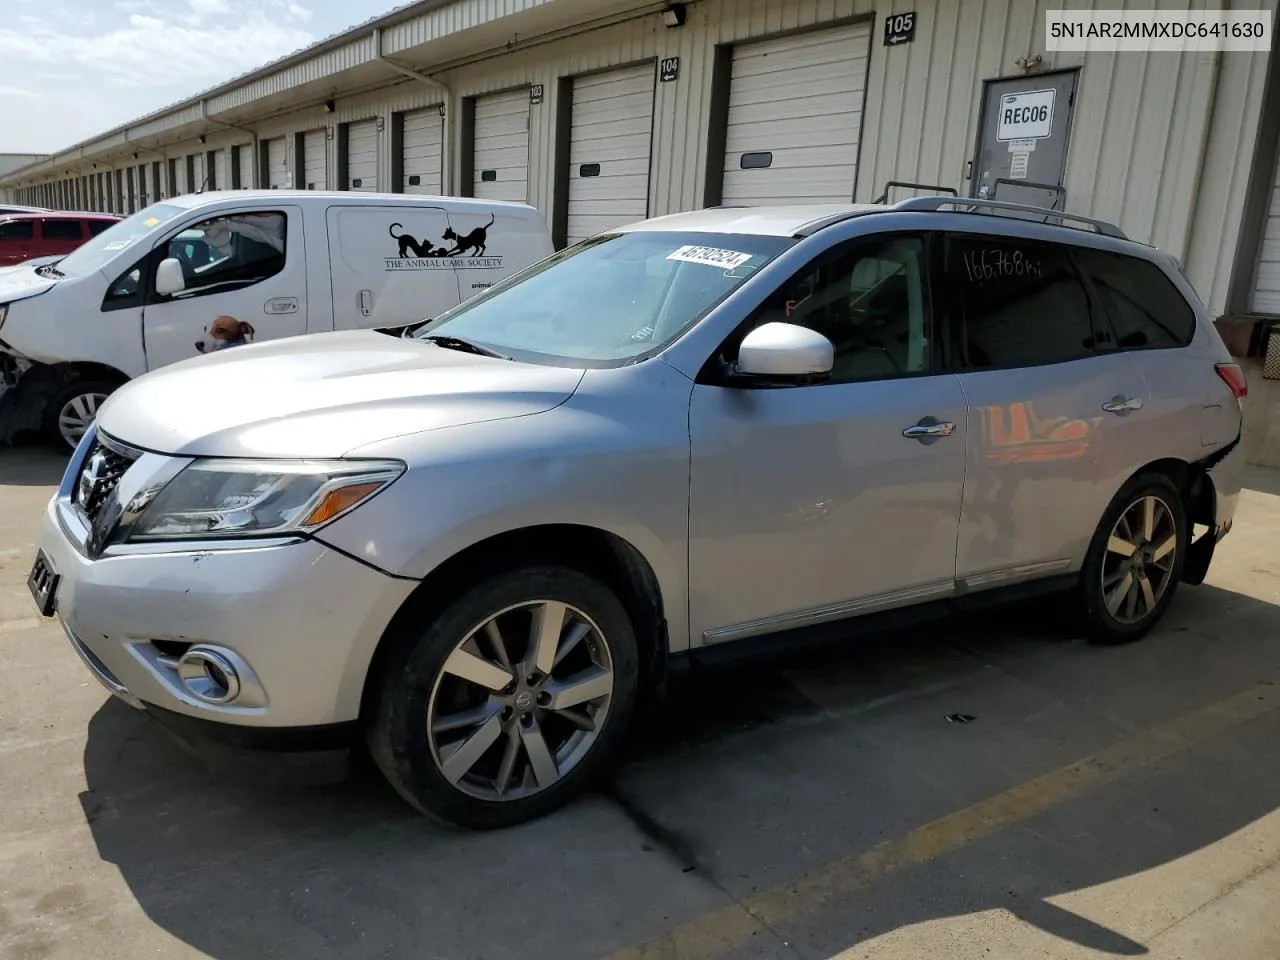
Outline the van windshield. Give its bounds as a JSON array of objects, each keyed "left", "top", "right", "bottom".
[
  {"left": 415, "top": 231, "right": 793, "bottom": 365},
  {"left": 54, "top": 202, "right": 185, "bottom": 278}
]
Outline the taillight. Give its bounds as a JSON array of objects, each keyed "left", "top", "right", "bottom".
[{"left": 1215, "top": 362, "right": 1248, "bottom": 398}]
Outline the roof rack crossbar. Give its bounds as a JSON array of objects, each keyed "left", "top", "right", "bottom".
[{"left": 892, "top": 196, "right": 1127, "bottom": 240}]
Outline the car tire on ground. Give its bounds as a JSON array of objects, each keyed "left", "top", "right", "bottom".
[
  {"left": 43, "top": 380, "right": 116, "bottom": 453},
  {"left": 367, "top": 565, "right": 640, "bottom": 829},
  {"left": 1079, "top": 471, "right": 1188, "bottom": 646}
]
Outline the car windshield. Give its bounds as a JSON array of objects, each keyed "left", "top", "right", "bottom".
[
  {"left": 415, "top": 231, "right": 794, "bottom": 364},
  {"left": 54, "top": 202, "right": 185, "bottom": 278}
]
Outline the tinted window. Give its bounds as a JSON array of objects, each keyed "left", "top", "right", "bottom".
[
  {"left": 947, "top": 235, "right": 1098, "bottom": 369},
  {"left": 736, "top": 234, "right": 933, "bottom": 382},
  {"left": 0, "top": 221, "right": 34, "bottom": 241},
  {"left": 155, "top": 211, "right": 286, "bottom": 300},
  {"left": 87, "top": 220, "right": 115, "bottom": 237},
  {"left": 41, "top": 219, "right": 83, "bottom": 240},
  {"left": 1075, "top": 248, "right": 1196, "bottom": 349}
]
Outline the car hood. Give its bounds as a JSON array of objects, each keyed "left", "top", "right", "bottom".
[
  {"left": 96, "top": 330, "right": 586, "bottom": 458},
  {"left": 0, "top": 262, "right": 58, "bottom": 303}
]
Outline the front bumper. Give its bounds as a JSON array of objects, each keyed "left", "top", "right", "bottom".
[{"left": 38, "top": 494, "right": 417, "bottom": 734}]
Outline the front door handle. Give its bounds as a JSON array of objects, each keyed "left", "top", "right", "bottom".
[
  {"left": 903, "top": 416, "right": 956, "bottom": 444},
  {"left": 1101, "top": 395, "right": 1143, "bottom": 414},
  {"left": 264, "top": 297, "right": 298, "bottom": 315}
]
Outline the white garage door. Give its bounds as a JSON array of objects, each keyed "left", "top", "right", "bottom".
[
  {"left": 473, "top": 89, "right": 529, "bottom": 203},
  {"left": 721, "top": 21, "right": 872, "bottom": 206},
  {"left": 266, "top": 138, "right": 289, "bottom": 189},
  {"left": 238, "top": 144, "right": 254, "bottom": 188},
  {"left": 212, "top": 149, "right": 228, "bottom": 191},
  {"left": 566, "top": 64, "right": 656, "bottom": 245},
  {"left": 1251, "top": 155, "right": 1280, "bottom": 312},
  {"left": 346, "top": 119, "right": 379, "bottom": 191},
  {"left": 402, "top": 107, "right": 443, "bottom": 194},
  {"left": 302, "top": 129, "right": 327, "bottom": 190}
]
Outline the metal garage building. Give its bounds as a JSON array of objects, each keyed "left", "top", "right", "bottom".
[{"left": 3, "top": 0, "right": 1280, "bottom": 463}]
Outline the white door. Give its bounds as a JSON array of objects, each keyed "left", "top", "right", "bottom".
[
  {"left": 721, "top": 21, "right": 872, "bottom": 205},
  {"left": 267, "top": 138, "right": 289, "bottom": 189},
  {"left": 191, "top": 153, "right": 206, "bottom": 192},
  {"left": 347, "top": 120, "right": 379, "bottom": 191},
  {"left": 142, "top": 207, "right": 308, "bottom": 369},
  {"left": 402, "top": 107, "right": 443, "bottom": 194},
  {"left": 473, "top": 89, "right": 529, "bottom": 202},
  {"left": 238, "top": 144, "right": 254, "bottom": 189},
  {"left": 566, "top": 64, "right": 656, "bottom": 245},
  {"left": 303, "top": 129, "right": 327, "bottom": 190},
  {"left": 212, "top": 149, "right": 228, "bottom": 192},
  {"left": 1251, "top": 150, "right": 1280, "bottom": 313}
]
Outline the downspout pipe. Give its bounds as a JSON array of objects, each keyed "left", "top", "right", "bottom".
[
  {"left": 202, "top": 99, "right": 261, "bottom": 188},
  {"left": 373, "top": 26, "right": 454, "bottom": 192}
]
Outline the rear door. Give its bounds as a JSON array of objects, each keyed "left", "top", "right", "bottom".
[
  {"left": 944, "top": 231, "right": 1151, "bottom": 585},
  {"left": 39, "top": 217, "right": 87, "bottom": 256},
  {"left": 141, "top": 206, "right": 307, "bottom": 369}
]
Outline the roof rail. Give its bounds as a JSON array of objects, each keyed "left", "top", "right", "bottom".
[{"left": 892, "top": 196, "right": 1127, "bottom": 240}]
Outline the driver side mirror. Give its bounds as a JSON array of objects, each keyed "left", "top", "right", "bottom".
[
  {"left": 154, "top": 257, "right": 185, "bottom": 297},
  {"left": 736, "top": 322, "right": 834, "bottom": 379}
]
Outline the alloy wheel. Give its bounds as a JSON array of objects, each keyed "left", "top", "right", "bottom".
[
  {"left": 426, "top": 599, "right": 615, "bottom": 801},
  {"left": 1101, "top": 494, "right": 1178, "bottom": 625},
  {"left": 58, "top": 392, "right": 108, "bottom": 450}
]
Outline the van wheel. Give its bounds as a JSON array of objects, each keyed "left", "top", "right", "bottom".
[
  {"left": 1079, "top": 472, "right": 1188, "bottom": 645},
  {"left": 44, "top": 380, "right": 116, "bottom": 453},
  {"left": 368, "top": 566, "right": 639, "bottom": 829}
]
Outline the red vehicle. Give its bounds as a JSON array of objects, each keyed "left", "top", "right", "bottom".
[{"left": 0, "top": 212, "right": 122, "bottom": 266}]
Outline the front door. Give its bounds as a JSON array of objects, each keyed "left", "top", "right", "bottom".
[
  {"left": 689, "top": 232, "right": 968, "bottom": 645},
  {"left": 142, "top": 207, "right": 307, "bottom": 369},
  {"left": 972, "top": 70, "right": 1078, "bottom": 209}
]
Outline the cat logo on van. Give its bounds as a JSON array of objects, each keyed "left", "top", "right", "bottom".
[{"left": 385, "top": 214, "right": 502, "bottom": 271}]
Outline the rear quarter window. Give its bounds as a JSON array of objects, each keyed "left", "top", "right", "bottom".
[
  {"left": 1074, "top": 248, "right": 1196, "bottom": 349},
  {"left": 41, "top": 219, "right": 84, "bottom": 240}
]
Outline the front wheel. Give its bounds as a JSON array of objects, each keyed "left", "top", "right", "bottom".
[
  {"left": 1079, "top": 472, "right": 1188, "bottom": 645},
  {"left": 368, "top": 566, "right": 639, "bottom": 829}
]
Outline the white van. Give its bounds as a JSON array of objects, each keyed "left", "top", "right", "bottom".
[{"left": 0, "top": 191, "right": 554, "bottom": 449}]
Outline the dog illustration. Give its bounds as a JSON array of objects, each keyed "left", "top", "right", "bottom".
[
  {"left": 195, "top": 315, "right": 256, "bottom": 353},
  {"left": 442, "top": 213, "right": 495, "bottom": 257},
  {"left": 388, "top": 222, "right": 445, "bottom": 259}
]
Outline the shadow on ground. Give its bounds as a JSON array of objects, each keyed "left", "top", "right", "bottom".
[
  {"left": 0, "top": 442, "right": 67, "bottom": 486},
  {"left": 78, "top": 584, "right": 1280, "bottom": 959}
]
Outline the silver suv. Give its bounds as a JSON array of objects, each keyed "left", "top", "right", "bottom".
[{"left": 30, "top": 197, "right": 1247, "bottom": 828}]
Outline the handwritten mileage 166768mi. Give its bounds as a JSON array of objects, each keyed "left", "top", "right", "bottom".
[{"left": 961, "top": 247, "right": 1042, "bottom": 282}]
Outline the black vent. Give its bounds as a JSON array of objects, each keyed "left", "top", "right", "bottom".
[{"left": 74, "top": 438, "right": 136, "bottom": 524}]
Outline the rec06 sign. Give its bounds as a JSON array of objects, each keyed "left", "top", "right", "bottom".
[{"left": 996, "top": 88, "right": 1056, "bottom": 141}]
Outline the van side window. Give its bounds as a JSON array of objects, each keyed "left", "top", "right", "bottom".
[
  {"left": 41, "top": 219, "right": 84, "bottom": 240},
  {"left": 735, "top": 234, "right": 933, "bottom": 383},
  {"left": 1074, "top": 249, "right": 1196, "bottom": 349},
  {"left": 154, "top": 212, "right": 286, "bottom": 301},
  {"left": 0, "top": 221, "right": 33, "bottom": 241},
  {"left": 87, "top": 220, "right": 115, "bottom": 237},
  {"left": 946, "top": 235, "right": 1098, "bottom": 369}
]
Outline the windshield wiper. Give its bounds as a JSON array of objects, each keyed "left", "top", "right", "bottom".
[{"left": 422, "top": 335, "right": 508, "bottom": 359}]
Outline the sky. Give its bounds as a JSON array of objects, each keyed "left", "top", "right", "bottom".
[{"left": 0, "top": 0, "right": 403, "bottom": 155}]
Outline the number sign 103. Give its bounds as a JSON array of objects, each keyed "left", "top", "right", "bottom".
[{"left": 961, "top": 248, "right": 1042, "bottom": 282}]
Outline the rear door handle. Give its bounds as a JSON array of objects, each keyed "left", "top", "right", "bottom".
[
  {"left": 1101, "top": 395, "right": 1143, "bottom": 414},
  {"left": 903, "top": 417, "right": 956, "bottom": 444}
]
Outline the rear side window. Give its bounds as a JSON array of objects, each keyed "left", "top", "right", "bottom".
[
  {"left": 41, "top": 219, "right": 83, "bottom": 240},
  {"left": 0, "top": 221, "right": 33, "bottom": 241},
  {"left": 1075, "top": 249, "right": 1196, "bottom": 349},
  {"left": 87, "top": 220, "right": 115, "bottom": 237},
  {"left": 946, "top": 234, "right": 1099, "bottom": 369}
]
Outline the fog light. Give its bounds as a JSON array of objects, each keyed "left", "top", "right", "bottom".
[{"left": 176, "top": 647, "right": 241, "bottom": 705}]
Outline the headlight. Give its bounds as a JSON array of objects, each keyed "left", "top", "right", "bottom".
[{"left": 126, "top": 459, "right": 404, "bottom": 541}]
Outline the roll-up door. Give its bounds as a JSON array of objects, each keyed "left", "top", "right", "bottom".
[
  {"left": 346, "top": 119, "right": 378, "bottom": 191},
  {"left": 402, "top": 107, "right": 443, "bottom": 194},
  {"left": 566, "top": 63, "right": 656, "bottom": 245},
  {"left": 472, "top": 89, "right": 529, "bottom": 202},
  {"left": 721, "top": 21, "right": 872, "bottom": 206},
  {"left": 238, "top": 144, "right": 254, "bottom": 188},
  {"left": 1250, "top": 153, "right": 1280, "bottom": 313},
  {"left": 212, "top": 149, "right": 228, "bottom": 191},
  {"left": 303, "top": 129, "right": 327, "bottom": 189},
  {"left": 267, "top": 138, "right": 289, "bottom": 189}
]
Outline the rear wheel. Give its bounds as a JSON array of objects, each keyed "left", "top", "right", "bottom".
[
  {"left": 367, "top": 566, "right": 639, "bottom": 829},
  {"left": 44, "top": 380, "right": 116, "bottom": 453},
  {"left": 1079, "top": 472, "right": 1187, "bottom": 645}
]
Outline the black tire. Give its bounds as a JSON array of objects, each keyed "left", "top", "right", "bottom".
[
  {"left": 367, "top": 565, "right": 640, "bottom": 829},
  {"left": 43, "top": 379, "right": 118, "bottom": 453},
  {"left": 1079, "top": 472, "right": 1188, "bottom": 646}
]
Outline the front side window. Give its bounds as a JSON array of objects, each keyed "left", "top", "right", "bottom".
[
  {"left": 728, "top": 234, "right": 933, "bottom": 383},
  {"left": 41, "top": 219, "right": 83, "bottom": 241},
  {"left": 946, "top": 234, "right": 1099, "bottom": 369},
  {"left": 417, "top": 231, "right": 792, "bottom": 365},
  {"left": 1074, "top": 248, "right": 1196, "bottom": 350},
  {"left": 154, "top": 211, "right": 286, "bottom": 301},
  {"left": 0, "top": 221, "right": 34, "bottom": 241}
]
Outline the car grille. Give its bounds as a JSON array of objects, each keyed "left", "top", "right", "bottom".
[{"left": 73, "top": 435, "right": 137, "bottom": 524}]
